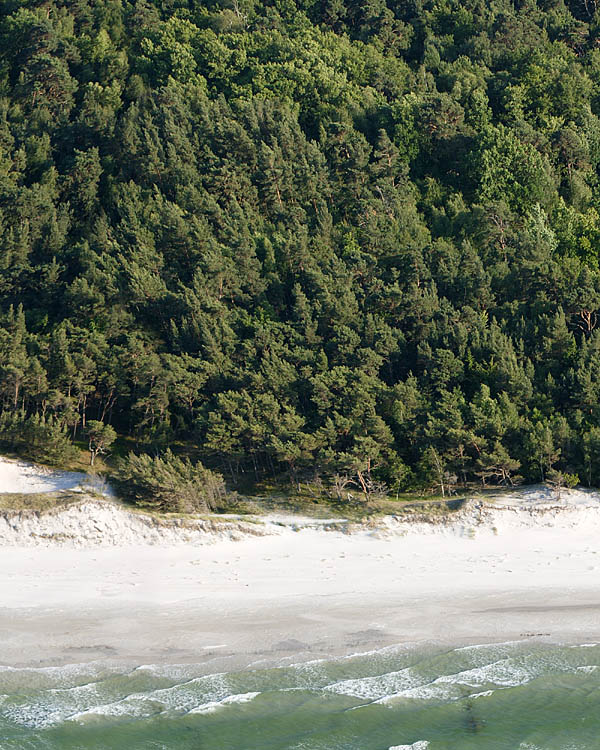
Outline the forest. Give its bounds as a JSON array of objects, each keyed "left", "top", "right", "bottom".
[{"left": 2, "top": 0, "right": 600, "bottom": 506}]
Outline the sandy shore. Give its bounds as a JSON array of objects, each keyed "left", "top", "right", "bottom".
[
  {"left": 1, "top": 497, "right": 600, "bottom": 668},
  {"left": 1, "top": 458, "right": 600, "bottom": 668}
]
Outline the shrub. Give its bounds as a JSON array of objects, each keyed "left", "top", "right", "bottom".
[
  {"left": 115, "top": 449, "right": 227, "bottom": 513},
  {"left": 0, "top": 411, "right": 78, "bottom": 466}
]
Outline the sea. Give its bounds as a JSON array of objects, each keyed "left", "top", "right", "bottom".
[{"left": 1, "top": 639, "right": 598, "bottom": 749}]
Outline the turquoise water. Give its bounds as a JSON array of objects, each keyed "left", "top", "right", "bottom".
[{"left": 1, "top": 640, "right": 599, "bottom": 749}]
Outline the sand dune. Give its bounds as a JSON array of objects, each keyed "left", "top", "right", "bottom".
[{"left": 0, "top": 456, "right": 88, "bottom": 494}]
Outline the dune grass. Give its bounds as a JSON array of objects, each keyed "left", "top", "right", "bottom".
[{"left": 0, "top": 490, "right": 85, "bottom": 512}]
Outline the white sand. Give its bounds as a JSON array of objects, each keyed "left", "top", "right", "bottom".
[
  {"left": 0, "top": 455, "right": 115, "bottom": 498},
  {"left": 1, "top": 457, "right": 600, "bottom": 668},
  {"left": 0, "top": 456, "right": 89, "bottom": 494}
]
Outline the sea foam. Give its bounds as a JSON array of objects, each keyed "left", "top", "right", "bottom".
[{"left": 188, "top": 691, "right": 261, "bottom": 714}]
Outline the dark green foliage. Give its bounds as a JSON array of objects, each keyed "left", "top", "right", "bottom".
[
  {"left": 115, "top": 450, "right": 227, "bottom": 512},
  {"left": 2, "top": 0, "right": 600, "bottom": 497},
  {"left": 86, "top": 419, "right": 116, "bottom": 465},
  {"left": 0, "top": 411, "right": 78, "bottom": 466}
]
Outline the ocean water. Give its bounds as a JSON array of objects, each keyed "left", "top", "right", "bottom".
[{"left": 1, "top": 640, "right": 599, "bottom": 749}]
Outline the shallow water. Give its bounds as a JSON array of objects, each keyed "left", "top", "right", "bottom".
[{"left": 1, "top": 640, "right": 599, "bottom": 749}]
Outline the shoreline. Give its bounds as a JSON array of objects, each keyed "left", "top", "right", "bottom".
[
  {"left": 3, "top": 590, "right": 600, "bottom": 670},
  {"left": 1, "top": 457, "right": 599, "bottom": 670},
  {"left": 2, "top": 588, "right": 599, "bottom": 671},
  {"left": 1, "top": 494, "right": 600, "bottom": 669}
]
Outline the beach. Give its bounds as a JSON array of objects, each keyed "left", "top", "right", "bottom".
[
  {"left": 0, "top": 471, "right": 599, "bottom": 668},
  {"left": 1, "top": 536, "right": 600, "bottom": 671},
  {"left": 1, "top": 459, "right": 600, "bottom": 747}
]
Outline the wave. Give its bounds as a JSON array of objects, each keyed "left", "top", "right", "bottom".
[
  {"left": 323, "top": 639, "right": 600, "bottom": 708},
  {"left": 467, "top": 689, "right": 495, "bottom": 698},
  {"left": 323, "top": 650, "right": 533, "bottom": 703},
  {"left": 1, "top": 670, "right": 232, "bottom": 729},
  {"left": 187, "top": 691, "right": 261, "bottom": 714},
  {"left": 454, "top": 640, "right": 524, "bottom": 652},
  {"left": 324, "top": 667, "right": 420, "bottom": 700},
  {"left": 2, "top": 640, "right": 599, "bottom": 731},
  {"left": 133, "top": 663, "right": 227, "bottom": 681}
]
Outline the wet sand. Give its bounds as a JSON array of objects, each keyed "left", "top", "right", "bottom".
[{"left": 1, "top": 521, "right": 599, "bottom": 669}]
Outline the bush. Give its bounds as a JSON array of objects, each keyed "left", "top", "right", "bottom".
[
  {"left": 115, "top": 449, "right": 227, "bottom": 513},
  {"left": 0, "top": 411, "right": 79, "bottom": 466}
]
